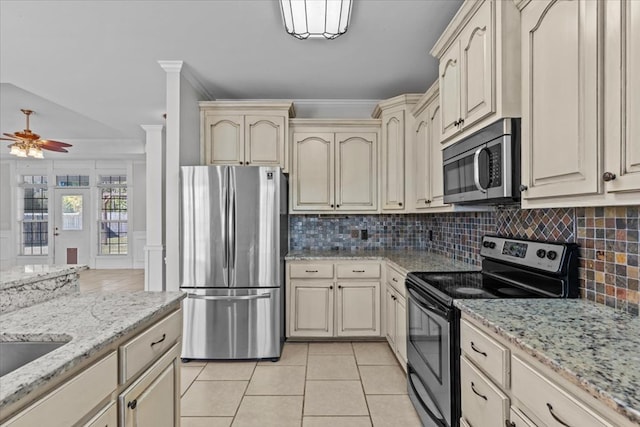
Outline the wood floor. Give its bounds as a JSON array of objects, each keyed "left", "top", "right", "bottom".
[{"left": 78, "top": 270, "right": 421, "bottom": 426}]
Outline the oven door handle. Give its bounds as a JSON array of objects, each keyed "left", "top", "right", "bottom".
[
  {"left": 473, "top": 147, "right": 488, "bottom": 193},
  {"left": 408, "top": 372, "right": 447, "bottom": 427},
  {"left": 407, "top": 288, "right": 451, "bottom": 320}
]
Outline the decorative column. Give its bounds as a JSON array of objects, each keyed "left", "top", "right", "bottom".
[
  {"left": 141, "top": 125, "right": 165, "bottom": 291},
  {"left": 158, "top": 60, "right": 183, "bottom": 292}
]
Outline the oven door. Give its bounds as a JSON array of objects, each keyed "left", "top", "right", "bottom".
[{"left": 407, "top": 287, "right": 453, "bottom": 427}]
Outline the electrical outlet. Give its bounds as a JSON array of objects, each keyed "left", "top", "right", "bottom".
[
  {"left": 361, "top": 229, "right": 368, "bottom": 240},
  {"left": 429, "top": 230, "right": 433, "bottom": 241},
  {"left": 351, "top": 229, "right": 359, "bottom": 238}
]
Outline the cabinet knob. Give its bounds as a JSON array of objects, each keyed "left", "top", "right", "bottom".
[
  {"left": 246, "top": 161, "right": 250, "bottom": 165},
  {"left": 399, "top": 202, "right": 403, "bottom": 207},
  {"left": 338, "top": 285, "right": 342, "bottom": 289},
  {"left": 603, "top": 172, "right": 616, "bottom": 182},
  {"left": 426, "top": 200, "right": 431, "bottom": 204},
  {"left": 505, "top": 422, "right": 516, "bottom": 427},
  {"left": 239, "top": 161, "right": 244, "bottom": 165},
  {"left": 127, "top": 399, "right": 137, "bottom": 410},
  {"left": 336, "top": 204, "right": 340, "bottom": 208},
  {"left": 330, "top": 204, "right": 334, "bottom": 208},
  {"left": 459, "top": 118, "right": 464, "bottom": 125},
  {"left": 519, "top": 184, "right": 528, "bottom": 192},
  {"left": 329, "top": 285, "right": 334, "bottom": 290}
]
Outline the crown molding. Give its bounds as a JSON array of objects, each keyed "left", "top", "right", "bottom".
[
  {"left": 371, "top": 94, "right": 423, "bottom": 118},
  {"left": 140, "top": 125, "right": 164, "bottom": 132},
  {"left": 429, "top": 0, "right": 484, "bottom": 59},
  {"left": 411, "top": 81, "right": 439, "bottom": 117},
  {"left": 181, "top": 64, "right": 215, "bottom": 101},
  {"left": 158, "top": 60, "right": 184, "bottom": 73},
  {"left": 199, "top": 101, "right": 296, "bottom": 118},
  {"left": 289, "top": 118, "right": 381, "bottom": 128}
]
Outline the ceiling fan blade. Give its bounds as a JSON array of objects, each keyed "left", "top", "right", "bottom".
[
  {"left": 39, "top": 139, "right": 73, "bottom": 147},
  {"left": 40, "top": 145, "right": 69, "bottom": 153},
  {"left": 2, "top": 133, "right": 20, "bottom": 140},
  {"left": 0, "top": 137, "right": 19, "bottom": 141}
]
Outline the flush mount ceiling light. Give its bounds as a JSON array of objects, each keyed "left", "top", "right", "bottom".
[
  {"left": 280, "top": 0, "right": 353, "bottom": 40},
  {"left": 1, "top": 109, "right": 73, "bottom": 159}
]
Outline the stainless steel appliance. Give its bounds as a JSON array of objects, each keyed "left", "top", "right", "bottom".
[
  {"left": 405, "top": 236, "right": 579, "bottom": 427},
  {"left": 443, "top": 118, "right": 521, "bottom": 204},
  {"left": 179, "top": 165, "right": 288, "bottom": 361}
]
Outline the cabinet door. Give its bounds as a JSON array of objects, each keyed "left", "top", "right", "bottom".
[
  {"left": 521, "top": 0, "right": 601, "bottom": 200},
  {"left": 335, "top": 132, "right": 378, "bottom": 211},
  {"left": 428, "top": 101, "right": 448, "bottom": 208},
  {"left": 289, "top": 281, "right": 334, "bottom": 337},
  {"left": 605, "top": 0, "right": 640, "bottom": 193},
  {"left": 336, "top": 281, "right": 380, "bottom": 337},
  {"left": 460, "top": 0, "right": 494, "bottom": 129},
  {"left": 413, "top": 111, "right": 431, "bottom": 210},
  {"left": 292, "top": 133, "right": 335, "bottom": 211},
  {"left": 381, "top": 111, "right": 406, "bottom": 210},
  {"left": 204, "top": 115, "right": 245, "bottom": 165},
  {"left": 385, "top": 286, "right": 397, "bottom": 348},
  {"left": 245, "top": 115, "right": 285, "bottom": 167},
  {"left": 120, "top": 344, "right": 180, "bottom": 427},
  {"left": 395, "top": 294, "right": 408, "bottom": 367},
  {"left": 439, "top": 41, "right": 462, "bottom": 141}
]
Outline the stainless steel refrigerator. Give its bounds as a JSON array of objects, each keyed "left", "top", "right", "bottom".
[{"left": 179, "top": 165, "right": 288, "bottom": 361}]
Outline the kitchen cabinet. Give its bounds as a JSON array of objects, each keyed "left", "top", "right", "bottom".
[
  {"left": 431, "top": 0, "right": 520, "bottom": 145},
  {"left": 200, "top": 102, "right": 295, "bottom": 170},
  {"left": 410, "top": 82, "right": 450, "bottom": 211},
  {"left": 0, "top": 308, "right": 182, "bottom": 427},
  {"left": 459, "top": 314, "right": 633, "bottom": 427},
  {"left": 290, "top": 120, "right": 380, "bottom": 213},
  {"left": 287, "top": 260, "right": 381, "bottom": 338},
  {"left": 518, "top": 0, "right": 640, "bottom": 207},
  {"left": 384, "top": 263, "right": 408, "bottom": 371},
  {"left": 372, "top": 94, "right": 421, "bottom": 212}
]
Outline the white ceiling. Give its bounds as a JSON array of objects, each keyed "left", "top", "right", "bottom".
[{"left": 0, "top": 0, "right": 462, "bottom": 156}]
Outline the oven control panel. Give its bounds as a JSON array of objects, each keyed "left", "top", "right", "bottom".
[{"left": 480, "top": 236, "right": 565, "bottom": 273}]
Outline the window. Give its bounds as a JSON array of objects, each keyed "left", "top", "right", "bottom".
[
  {"left": 98, "top": 175, "right": 128, "bottom": 255},
  {"left": 21, "top": 175, "right": 49, "bottom": 255},
  {"left": 56, "top": 175, "right": 89, "bottom": 187}
]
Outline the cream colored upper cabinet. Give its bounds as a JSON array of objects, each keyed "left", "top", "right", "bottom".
[
  {"left": 381, "top": 110, "right": 406, "bottom": 210},
  {"left": 204, "top": 115, "right": 244, "bottom": 165},
  {"left": 335, "top": 133, "right": 378, "bottom": 211},
  {"left": 439, "top": 43, "right": 462, "bottom": 142},
  {"left": 431, "top": 0, "right": 520, "bottom": 145},
  {"left": 520, "top": 0, "right": 601, "bottom": 202},
  {"left": 289, "top": 120, "right": 381, "bottom": 213},
  {"left": 428, "top": 102, "right": 447, "bottom": 208},
  {"left": 245, "top": 115, "right": 286, "bottom": 166},
  {"left": 413, "top": 113, "right": 431, "bottom": 210},
  {"left": 604, "top": 0, "right": 640, "bottom": 194},
  {"left": 292, "top": 133, "right": 335, "bottom": 211},
  {"left": 200, "top": 102, "right": 294, "bottom": 169}
]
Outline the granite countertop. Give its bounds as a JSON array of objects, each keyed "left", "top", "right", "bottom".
[
  {"left": 0, "top": 264, "right": 88, "bottom": 291},
  {"left": 0, "top": 291, "right": 186, "bottom": 409},
  {"left": 455, "top": 299, "right": 640, "bottom": 424},
  {"left": 286, "top": 249, "right": 479, "bottom": 273}
]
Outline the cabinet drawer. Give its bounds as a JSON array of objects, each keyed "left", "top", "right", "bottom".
[
  {"left": 3, "top": 352, "right": 117, "bottom": 427},
  {"left": 512, "top": 355, "right": 614, "bottom": 427},
  {"left": 386, "top": 266, "right": 406, "bottom": 296},
  {"left": 510, "top": 407, "right": 536, "bottom": 427},
  {"left": 84, "top": 401, "right": 117, "bottom": 427},
  {"left": 336, "top": 263, "right": 380, "bottom": 279},
  {"left": 460, "top": 319, "right": 510, "bottom": 387},
  {"left": 460, "top": 356, "right": 509, "bottom": 427},
  {"left": 119, "top": 309, "right": 182, "bottom": 383},
  {"left": 289, "top": 263, "right": 334, "bottom": 279}
]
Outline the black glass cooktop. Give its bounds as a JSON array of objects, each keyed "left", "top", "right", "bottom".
[{"left": 407, "top": 271, "right": 546, "bottom": 301}]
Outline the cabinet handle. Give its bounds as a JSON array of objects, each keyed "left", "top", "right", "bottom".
[
  {"left": 470, "top": 382, "right": 487, "bottom": 401},
  {"left": 519, "top": 184, "right": 528, "bottom": 192},
  {"left": 470, "top": 341, "right": 487, "bottom": 357},
  {"left": 505, "top": 422, "right": 516, "bottom": 427},
  {"left": 127, "top": 399, "right": 137, "bottom": 410},
  {"left": 392, "top": 295, "right": 397, "bottom": 300},
  {"left": 459, "top": 118, "right": 464, "bottom": 125},
  {"left": 305, "top": 270, "right": 318, "bottom": 273},
  {"left": 353, "top": 270, "right": 365, "bottom": 273},
  {"left": 329, "top": 285, "right": 333, "bottom": 290},
  {"left": 602, "top": 172, "right": 616, "bottom": 182},
  {"left": 546, "top": 403, "right": 572, "bottom": 427},
  {"left": 453, "top": 119, "right": 460, "bottom": 126},
  {"left": 150, "top": 334, "right": 166, "bottom": 347},
  {"left": 392, "top": 277, "right": 398, "bottom": 282}
]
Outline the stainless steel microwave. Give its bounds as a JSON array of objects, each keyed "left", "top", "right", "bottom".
[{"left": 443, "top": 118, "right": 521, "bottom": 204}]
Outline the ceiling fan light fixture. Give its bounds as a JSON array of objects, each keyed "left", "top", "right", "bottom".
[
  {"left": 27, "top": 145, "right": 44, "bottom": 159},
  {"left": 9, "top": 144, "right": 28, "bottom": 158},
  {"left": 280, "top": 0, "right": 352, "bottom": 40}
]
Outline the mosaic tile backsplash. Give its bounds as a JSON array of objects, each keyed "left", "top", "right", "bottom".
[{"left": 289, "top": 205, "right": 639, "bottom": 315}]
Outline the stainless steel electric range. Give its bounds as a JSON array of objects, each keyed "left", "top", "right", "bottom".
[{"left": 405, "top": 235, "right": 579, "bottom": 427}]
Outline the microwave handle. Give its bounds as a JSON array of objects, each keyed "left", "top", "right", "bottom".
[{"left": 473, "top": 147, "right": 488, "bottom": 193}]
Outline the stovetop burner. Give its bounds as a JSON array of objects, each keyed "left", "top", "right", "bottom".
[{"left": 455, "top": 287, "right": 492, "bottom": 296}]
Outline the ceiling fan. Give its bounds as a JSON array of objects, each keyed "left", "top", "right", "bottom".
[{"left": 1, "top": 109, "right": 72, "bottom": 158}]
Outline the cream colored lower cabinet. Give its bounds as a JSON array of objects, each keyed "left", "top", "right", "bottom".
[
  {"left": 460, "top": 314, "right": 634, "bottom": 427},
  {"left": 84, "top": 401, "right": 117, "bottom": 427},
  {"left": 287, "top": 261, "right": 382, "bottom": 338},
  {"left": 385, "top": 263, "right": 408, "bottom": 370},
  {"left": 119, "top": 344, "right": 180, "bottom": 427}
]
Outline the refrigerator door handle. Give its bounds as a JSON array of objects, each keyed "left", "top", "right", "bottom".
[
  {"left": 222, "top": 168, "right": 229, "bottom": 273},
  {"left": 187, "top": 293, "right": 271, "bottom": 301},
  {"left": 228, "top": 169, "right": 236, "bottom": 285}
]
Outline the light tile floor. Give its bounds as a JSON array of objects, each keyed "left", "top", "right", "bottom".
[{"left": 78, "top": 270, "right": 422, "bottom": 426}]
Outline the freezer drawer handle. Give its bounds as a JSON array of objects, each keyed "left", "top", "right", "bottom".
[{"left": 187, "top": 293, "right": 271, "bottom": 301}]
